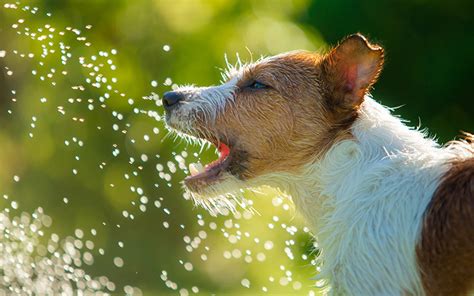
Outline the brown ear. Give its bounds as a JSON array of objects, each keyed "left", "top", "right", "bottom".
[{"left": 322, "top": 33, "right": 384, "bottom": 109}]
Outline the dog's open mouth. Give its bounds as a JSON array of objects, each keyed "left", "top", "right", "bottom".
[{"left": 184, "top": 141, "right": 232, "bottom": 192}]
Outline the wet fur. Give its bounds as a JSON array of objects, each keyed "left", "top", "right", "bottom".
[{"left": 164, "top": 34, "right": 474, "bottom": 295}]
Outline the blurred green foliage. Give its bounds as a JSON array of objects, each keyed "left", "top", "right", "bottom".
[
  {"left": 0, "top": 0, "right": 472, "bottom": 295},
  {"left": 305, "top": 0, "right": 474, "bottom": 138}
]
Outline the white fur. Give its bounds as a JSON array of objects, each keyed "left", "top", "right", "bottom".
[
  {"left": 168, "top": 75, "right": 240, "bottom": 132},
  {"left": 165, "top": 68, "right": 250, "bottom": 215},
  {"left": 244, "top": 97, "right": 470, "bottom": 295}
]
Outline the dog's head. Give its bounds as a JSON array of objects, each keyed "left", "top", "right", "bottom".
[{"left": 163, "top": 34, "right": 384, "bottom": 204}]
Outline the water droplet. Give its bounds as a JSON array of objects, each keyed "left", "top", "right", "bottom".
[
  {"left": 241, "top": 278, "right": 250, "bottom": 288},
  {"left": 183, "top": 262, "right": 193, "bottom": 271},
  {"left": 113, "top": 257, "right": 124, "bottom": 268},
  {"left": 264, "top": 241, "right": 274, "bottom": 250}
]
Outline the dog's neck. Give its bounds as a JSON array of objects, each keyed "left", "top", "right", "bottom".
[
  {"left": 257, "top": 97, "right": 456, "bottom": 294},
  {"left": 264, "top": 97, "right": 447, "bottom": 227}
]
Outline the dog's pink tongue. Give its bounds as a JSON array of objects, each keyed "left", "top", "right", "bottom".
[
  {"left": 218, "top": 143, "right": 230, "bottom": 161},
  {"left": 204, "top": 143, "right": 230, "bottom": 170}
]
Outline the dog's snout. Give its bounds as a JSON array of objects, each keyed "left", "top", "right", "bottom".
[{"left": 162, "top": 91, "right": 185, "bottom": 110}]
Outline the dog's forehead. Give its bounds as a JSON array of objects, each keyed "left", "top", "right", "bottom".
[
  {"left": 229, "top": 51, "right": 322, "bottom": 94},
  {"left": 242, "top": 51, "right": 321, "bottom": 80},
  {"left": 265, "top": 50, "right": 321, "bottom": 64}
]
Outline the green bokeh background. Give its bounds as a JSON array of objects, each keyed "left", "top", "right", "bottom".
[{"left": 0, "top": 0, "right": 473, "bottom": 295}]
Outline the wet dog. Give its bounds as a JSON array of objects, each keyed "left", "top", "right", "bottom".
[{"left": 162, "top": 34, "right": 474, "bottom": 295}]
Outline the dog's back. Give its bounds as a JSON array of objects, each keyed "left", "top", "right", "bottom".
[{"left": 418, "top": 135, "right": 474, "bottom": 296}]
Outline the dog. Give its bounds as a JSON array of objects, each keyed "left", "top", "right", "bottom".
[{"left": 162, "top": 34, "right": 474, "bottom": 296}]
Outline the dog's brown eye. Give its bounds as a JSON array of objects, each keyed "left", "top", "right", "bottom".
[{"left": 248, "top": 81, "right": 268, "bottom": 90}]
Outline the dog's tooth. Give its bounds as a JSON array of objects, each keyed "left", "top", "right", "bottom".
[
  {"left": 189, "top": 163, "right": 198, "bottom": 176},
  {"left": 189, "top": 163, "right": 204, "bottom": 176}
]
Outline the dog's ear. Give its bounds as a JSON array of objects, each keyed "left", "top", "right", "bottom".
[{"left": 321, "top": 33, "right": 384, "bottom": 109}]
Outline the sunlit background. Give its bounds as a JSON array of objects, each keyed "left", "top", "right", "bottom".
[{"left": 0, "top": 0, "right": 473, "bottom": 295}]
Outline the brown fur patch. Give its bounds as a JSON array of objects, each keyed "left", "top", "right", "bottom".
[
  {"left": 207, "top": 51, "right": 354, "bottom": 180},
  {"left": 417, "top": 138, "right": 474, "bottom": 296}
]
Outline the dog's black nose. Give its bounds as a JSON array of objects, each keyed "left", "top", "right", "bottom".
[{"left": 162, "top": 91, "right": 184, "bottom": 110}]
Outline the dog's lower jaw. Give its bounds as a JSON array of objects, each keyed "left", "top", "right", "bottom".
[{"left": 259, "top": 97, "right": 467, "bottom": 296}]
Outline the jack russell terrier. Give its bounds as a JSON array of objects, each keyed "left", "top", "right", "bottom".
[{"left": 162, "top": 34, "right": 474, "bottom": 296}]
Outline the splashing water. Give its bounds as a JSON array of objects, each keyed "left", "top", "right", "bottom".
[
  {"left": 0, "top": 1, "right": 320, "bottom": 295},
  {"left": 0, "top": 205, "right": 117, "bottom": 295}
]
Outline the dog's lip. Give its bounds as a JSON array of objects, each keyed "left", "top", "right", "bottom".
[{"left": 184, "top": 141, "right": 232, "bottom": 190}]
